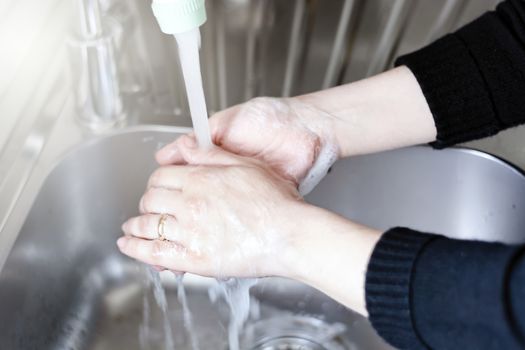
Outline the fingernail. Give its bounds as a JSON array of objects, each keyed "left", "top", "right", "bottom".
[
  {"left": 121, "top": 221, "right": 129, "bottom": 232},
  {"left": 117, "top": 237, "right": 127, "bottom": 249},
  {"left": 183, "top": 136, "right": 197, "bottom": 149}
]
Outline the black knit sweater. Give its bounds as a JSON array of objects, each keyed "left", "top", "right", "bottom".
[{"left": 365, "top": 1, "right": 525, "bottom": 349}]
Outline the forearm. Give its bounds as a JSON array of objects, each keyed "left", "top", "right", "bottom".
[
  {"left": 296, "top": 0, "right": 525, "bottom": 155},
  {"left": 295, "top": 66, "right": 437, "bottom": 158},
  {"left": 283, "top": 204, "right": 382, "bottom": 315}
]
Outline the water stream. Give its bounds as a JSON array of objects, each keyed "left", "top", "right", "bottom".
[
  {"left": 173, "top": 26, "right": 255, "bottom": 350},
  {"left": 176, "top": 275, "right": 200, "bottom": 350},
  {"left": 141, "top": 267, "right": 175, "bottom": 350},
  {"left": 209, "top": 279, "right": 258, "bottom": 350},
  {"left": 174, "top": 28, "right": 213, "bottom": 149}
]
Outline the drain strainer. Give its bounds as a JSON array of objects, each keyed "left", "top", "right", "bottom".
[
  {"left": 241, "top": 315, "right": 354, "bottom": 350},
  {"left": 252, "top": 336, "right": 326, "bottom": 350}
]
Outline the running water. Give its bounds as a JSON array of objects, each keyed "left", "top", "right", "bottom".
[
  {"left": 174, "top": 28, "right": 213, "bottom": 149},
  {"left": 173, "top": 27, "right": 257, "bottom": 350},
  {"left": 209, "top": 278, "right": 258, "bottom": 350},
  {"left": 142, "top": 268, "right": 175, "bottom": 350},
  {"left": 175, "top": 275, "right": 200, "bottom": 350},
  {"left": 168, "top": 26, "right": 335, "bottom": 349},
  {"left": 138, "top": 292, "right": 150, "bottom": 349}
]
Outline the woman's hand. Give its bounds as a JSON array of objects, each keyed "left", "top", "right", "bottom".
[
  {"left": 117, "top": 137, "right": 381, "bottom": 315},
  {"left": 118, "top": 137, "right": 307, "bottom": 278},
  {"left": 156, "top": 67, "right": 436, "bottom": 195},
  {"left": 156, "top": 97, "right": 341, "bottom": 194}
]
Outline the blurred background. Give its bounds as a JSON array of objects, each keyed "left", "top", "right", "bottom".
[{"left": 1, "top": 0, "right": 523, "bottom": 183}]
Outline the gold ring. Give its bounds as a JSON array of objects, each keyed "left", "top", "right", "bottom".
[{"left": 157, "top": 214, "right": 168, "bottom": 241}]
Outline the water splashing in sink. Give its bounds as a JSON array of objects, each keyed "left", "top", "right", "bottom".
[
  {"left": 209, "top": 278, "right": 258, "bottom": 350},
  {"left": 174, "top": 25, "right": 257, "bottom": 350},
  {"left": 176, "top": 274, "right": 200, "bottom": 350},
  {"left": 141, "top": 268, "right": 175, "bottom": 350}
]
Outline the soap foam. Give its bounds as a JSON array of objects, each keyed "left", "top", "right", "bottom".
[
  {"left": 287, "top": 98, "right": 340, "bottom": 195},
  {"left": 225, "top": 97, "right": 340, "bottom": 191},
  {"left": 298, "top": 142, "right": 338, "bottom": 195}
]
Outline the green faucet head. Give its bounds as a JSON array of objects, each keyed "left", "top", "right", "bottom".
[{"left": 151, "top": 0, "right": 207, "bottom": 35}]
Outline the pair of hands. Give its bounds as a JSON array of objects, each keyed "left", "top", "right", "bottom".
[
  {"left": 117, "top": 97, "right": 339, "bottom": 280},
  {"left": 116, "top": 66, "right": 436, "bottom": 314}
]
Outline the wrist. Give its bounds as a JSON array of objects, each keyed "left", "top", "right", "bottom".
[
  {"left": 296, "top": 66, "right": 436, "bottom": 158},
  {"left": 279, "top": 203, "right": 382, "bottom": 314},
  {"left": 289, "top": 95, "right": 345, "bottom": 161}
]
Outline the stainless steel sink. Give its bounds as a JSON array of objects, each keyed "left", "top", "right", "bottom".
[{"left": 1, "top": 126, "right": 524, "bottom": 350}]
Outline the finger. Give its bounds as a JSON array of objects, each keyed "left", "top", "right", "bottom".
[
  {"left": 122, "top": 214, "right": 187, "bottom": 243},
  {"left": 117, "top": 236, "right": 195, "bottom": 272},
  {"left": 151, "top": 265, "right": 166, "bottom": 272},
  {"left": 156, "top": 133, "right": 226, "bottom": 166},
  {"left": 140, "top": 187, "right": 185, "bottom": 214},
  {"left": 176, "top": 134, "right": 245, "bottom": 166},
  {"left": 155, "top": 132, "right": 196, "bottom": 166},
  {"left": 209, "top": 104, "right": 242, "bottom": 146},
  {"left": 149, "top": 265, "right": 185, "bottom": 275},
  {"left": 156, "top": 139, "right": 185, "bottom": 165},
  {"left": 147, "top": 165, "right": 194, "bottom": 190}
]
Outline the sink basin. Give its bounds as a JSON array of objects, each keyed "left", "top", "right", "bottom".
[{"left": 1, "top": 126, "right": 524, "bottom": 350}]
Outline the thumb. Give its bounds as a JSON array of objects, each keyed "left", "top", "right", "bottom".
[
  {"left": 176, "top": 134, "right": 243, "bottom": 166},
  {"left": 157, "top": 103, "right": 241, "bottom": 166},
  {"left": 208, "top": 104, "right": 242, "bottom": 146},
  {"left": 155, "top": 139, "right": 185, "bottom": 165}
]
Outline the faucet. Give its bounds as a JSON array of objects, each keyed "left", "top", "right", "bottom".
[
  {"left": 69, "top": 0, "right": 125, "bottom": 131},
  {"left": 75, "top": 0, "right": 103, "bottom": 39},
  {"left": 150, "top": 0, "right": 213, "bottom": 149},
  {"left": 151, "top": 0, "right": 207, "bottom": 36}
]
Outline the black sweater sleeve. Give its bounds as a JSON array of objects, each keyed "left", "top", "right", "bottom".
[
  {"left": 366, "top": 0, "right": 525, "bottom": 350},
  {"left": 366, "top": 229, "right": 525, "bottom": 349},
  {"left": 366, "top": 3, "right": 525, "bottom": 348},
  {"left": 413, "top": 234, "right": 525, "bottom": 349},
  {"left": 395, "top": 0, "right": 525, "bottom": 148}
]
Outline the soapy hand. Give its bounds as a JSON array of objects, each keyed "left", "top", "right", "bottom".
[
  {"left": 117, "top": 136, "right": 307, "bottom": 278},
  {"left": 156, "top": 97, "right": 341, "bottom": 195}
]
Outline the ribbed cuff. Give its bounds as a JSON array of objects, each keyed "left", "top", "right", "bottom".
[
  {"left": 365, "top": 228, "right": 435, "bottom": 350},
  {"left": 395, "top": 34, "right": 500, "bottom": 149}
]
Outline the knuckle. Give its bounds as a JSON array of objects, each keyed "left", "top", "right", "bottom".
[
  {"left": 175, "top": 136, "right": 189, "bottom": 150},
  {"left": 152, "top": 240, "right": 164, "bottom": 256},
  {"left": 189, "top": 168, "right": 209, "bottom": 184},
  {"left": 147, "top": 168, "right": 163, "bottom": 187},
  {"left": 141, "top": 189, "right": 158, "bottom": 213},
  {"left": 185, "top": 196, "right": 207, "bottom": 217},
  {"left": 247, "top": 97, "right": 283, "bottom": 116},
  {"left": 249, "top": 96, "right": 271, "bottom": 106}
]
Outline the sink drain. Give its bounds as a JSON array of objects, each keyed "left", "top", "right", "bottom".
[
  {"left": 252, "top": 336, "right": 326, "bottom": 350},
  {"left": 241, "top": 315, "right": 353, "bottom": 350}
]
